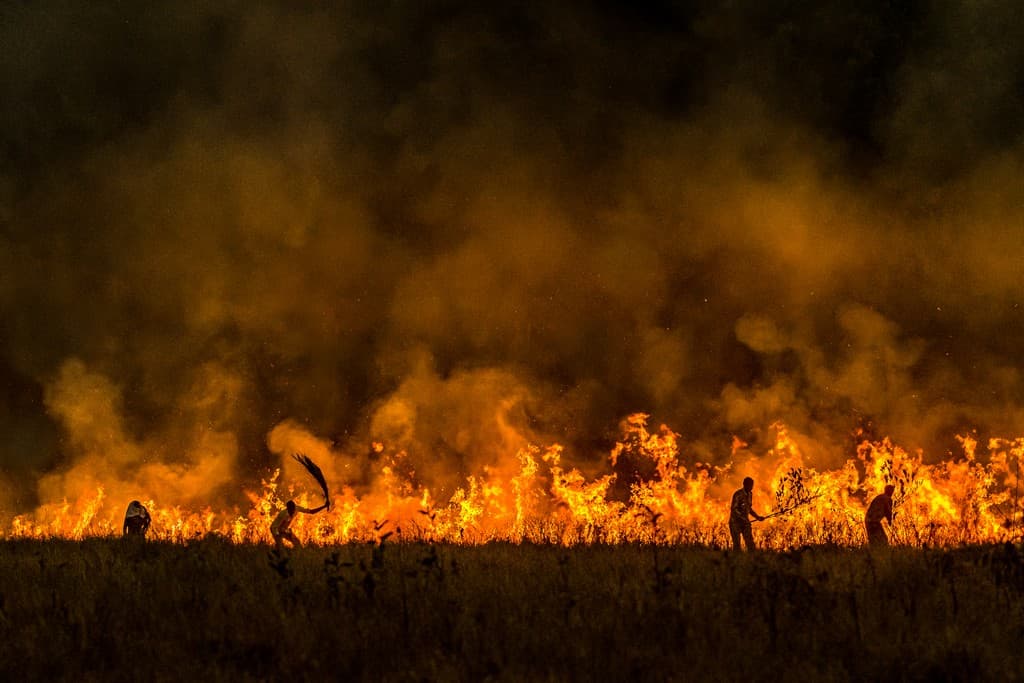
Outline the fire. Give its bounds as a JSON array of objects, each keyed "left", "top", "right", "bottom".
[{"left": 5, "top": 414, "right": 1024, "bottom": 548}]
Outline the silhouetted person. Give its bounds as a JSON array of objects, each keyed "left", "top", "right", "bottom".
[
  {"left": 123, "top": 500, "right": 151, "bottom": 538},
  {"left": 729, "top": 477, "right": 764, "bottom": 550},
  {"left": 270, "top": 499, "right": 327, "bottom": 550},
  {"left": 865, "top": 484, "right": 896, "bottom": 546}
]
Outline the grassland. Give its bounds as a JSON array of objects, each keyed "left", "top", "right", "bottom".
[{"left": 1, "top": 539, "right": 1022, "bottom": 682}]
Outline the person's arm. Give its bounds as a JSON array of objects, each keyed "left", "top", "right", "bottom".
[
  {"left": 741, "top": 491, "right": 763, "bottom": 521},
  {"left": 295, "top": 503, "right": 328, "bottom": 514},
  {"left": 750, "top": 496, "right": 765, "bottom": 521}
]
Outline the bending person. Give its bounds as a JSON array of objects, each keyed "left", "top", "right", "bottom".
[
  {"left": 270, "top": 499, "right": 327, "bottom": 550},
  {"left": 123, "top": 500, "right": 152, "bottom": 539},
  {"left": 865, "top": 484, "right": 896, "bottom": 546}
]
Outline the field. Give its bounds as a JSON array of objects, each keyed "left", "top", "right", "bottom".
[{"left": 2, "top": 539, "right": 1023, "bottom": 682}]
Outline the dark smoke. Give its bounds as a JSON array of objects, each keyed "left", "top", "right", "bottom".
[{"left": 2, "top": 1, "right": 1024, "bottom": 512}]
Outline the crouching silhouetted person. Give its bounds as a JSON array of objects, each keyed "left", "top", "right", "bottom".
[
  {"left": 865, "top": 484, "right": 895, "bottom": 546},
  {"left": 270, "top": 499, "right": 327, "bottom": 550},
  {"left": 729, "top": 477, "right": 765, "bottom": 550},
  {"left": 123, "top": 500, "right": 151, "bottom": 539}
]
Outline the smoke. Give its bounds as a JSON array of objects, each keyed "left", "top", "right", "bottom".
[
  {"left": 2, "top": 1, "right": 1024, "bottom": 517},
  {"left": 36, "top": 359, "right": 238, "bottom": 515}
]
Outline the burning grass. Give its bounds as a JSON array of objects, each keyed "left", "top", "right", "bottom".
[
  {"left": 1, "top": 539, "right": 1022, "bottom": 681},
  {"left": 6, "top": 415, "right": 1024, "bottom": 549}
]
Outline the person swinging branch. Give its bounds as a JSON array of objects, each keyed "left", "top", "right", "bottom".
[
  {"left": 271, "top": 499, "right": 327, "bottom": 550},
  {"left": 729, "top": 477, "right": 765, "bottom": 550},
  {"left": 270, "top": 452, "right": 332, "bottom": 550}
]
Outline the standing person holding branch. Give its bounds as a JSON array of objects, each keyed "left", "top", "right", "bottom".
[{"left": 729, "top": 477, "right": 765, "bottom": 550}]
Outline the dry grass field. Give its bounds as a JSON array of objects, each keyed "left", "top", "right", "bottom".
[{"left": 2, "top": 539, "right": 1022, "bottom": 681}]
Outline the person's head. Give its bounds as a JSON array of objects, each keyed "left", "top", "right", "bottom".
[
  {"left": 884, "top": 484, "right": 896, "bottom": 497},
  {"left": 743, "top": 477, "right": 754, "bottom": 491},
  {"left": 286, "top": 500, "right": 296, "bottom": 514}
]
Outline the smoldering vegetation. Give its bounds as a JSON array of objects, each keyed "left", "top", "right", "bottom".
[
  {"left": 1, "top": 539, "right": 1023, "bottom": 681},
  {"left": 2, "top": 1, "right": 1024, "bottom": 518}
]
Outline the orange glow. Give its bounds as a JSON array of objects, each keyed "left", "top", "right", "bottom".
[{"left": 5, "top": 414, "right": 1024, "bottom": 548}]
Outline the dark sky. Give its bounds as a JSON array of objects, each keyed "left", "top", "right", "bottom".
[{"left": 2, "top": 0, "right": 1024, "bottom": 511}]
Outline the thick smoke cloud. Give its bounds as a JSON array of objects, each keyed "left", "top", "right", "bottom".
[{"left": 2, "top": 1, "right": 1024, "bottom": 515}]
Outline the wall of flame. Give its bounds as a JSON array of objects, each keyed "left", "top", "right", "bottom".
[{"left": 2, "top": 3, "right": 1024, "bottom": 545}]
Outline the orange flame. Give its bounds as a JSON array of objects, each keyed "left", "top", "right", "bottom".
[{"left": 6, "top": 414, "right": 1024, "bottom": 548}]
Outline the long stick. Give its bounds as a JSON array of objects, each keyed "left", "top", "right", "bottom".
[{"left": 755, "top": 493, "right": 823, "bottom": 521}]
